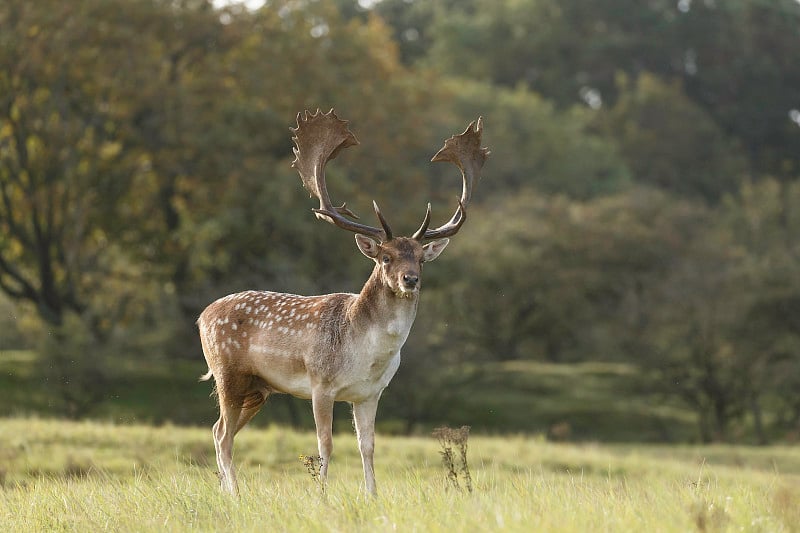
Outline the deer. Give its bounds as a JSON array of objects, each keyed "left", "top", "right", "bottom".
[{"left": 197, "top": 109, "right": 489, "bottom": 496}]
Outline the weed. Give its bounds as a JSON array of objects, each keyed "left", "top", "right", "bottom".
[
  {"left": 432, "top": 425, "right": 472, "bottom": 493},
  {"left": 299, "top": 454, "right": 323, "bottom": 491}
]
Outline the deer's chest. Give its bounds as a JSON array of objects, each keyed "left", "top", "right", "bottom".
[{"left": 335, "top": 312, "right": 414, "bottom": 401}]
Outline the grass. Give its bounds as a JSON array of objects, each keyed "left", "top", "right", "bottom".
[
  {"left": 0, "top": 350, "right": 697, "bottom": 440},
  {"left": 432, "top": 360, "right": 697, "bottom": 442},
  {"left": 1, "top": 418, "right": 799, "bottom": 532}
]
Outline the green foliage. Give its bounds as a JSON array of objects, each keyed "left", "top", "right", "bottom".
[
  {"left": 0, "top": 0, "right": 138, "bottom": 323},
  {"left": 675, "top": 0, "right": 800, "bottom": 179},
  {"left": 0, "top": 0, "right": 799, "bottom": 444},
  {"left": 638, "top": 179, "right": 800, "bottom": 442},
  {"left": 413, "top": 0, "right": 800, "bottom": 179},
  {"left": 0, "top": 293, "right": 26, "bottom": 350},
  {"left": 431, "top": 187, "right": 702, "bottom": 363},
  {"left": 600, "top": 73, "right": 748, "bottom": 203},
  {"left": 444, "top": 80, "right": 630, "bottom": 198},
  {"left": 37, "top": 314, "right": 113, "bottom": 419},
  {"left": 719, "top": 180, "right": 800, "bottom": 440}
]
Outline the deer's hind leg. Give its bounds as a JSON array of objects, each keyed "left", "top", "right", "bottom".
[
  {"left": 235, "top": 376, "right": 271, "bottom": 434},
  {"left": 212, "top": 374, "right": 254, "bottom": 494},
  {"left": 212, "top": 374, "right": 268, "bottom": 495}
]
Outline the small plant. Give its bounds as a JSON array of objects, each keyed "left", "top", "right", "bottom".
[
  {"left": 299, "top": 454, "right": 323, "bottom": 491},
  {"left": 432, "top": 425, "right": 473, "bottom": 493}
]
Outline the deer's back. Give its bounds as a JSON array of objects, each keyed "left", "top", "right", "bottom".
[{"left": 198, "top": 290, "right": 360, "bottom": 397}]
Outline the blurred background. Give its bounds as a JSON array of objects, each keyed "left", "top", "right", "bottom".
[{"left": 1, "top": 0, "right": 798, "bottom": 444}]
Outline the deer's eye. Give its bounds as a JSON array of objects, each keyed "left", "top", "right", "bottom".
[{"left": 382, "top": 255, "right": 391, "bottom": 264}]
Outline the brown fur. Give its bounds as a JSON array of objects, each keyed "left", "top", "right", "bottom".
[{"left": 197, "top": 236, "right": 445, "bottom": 496}]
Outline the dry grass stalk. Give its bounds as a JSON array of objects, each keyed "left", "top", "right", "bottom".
[
  {"left": 299, "top": 454, "right": 323, "bottom": 492},
  {"left": 432, "top": 425, "right": 472, "bottom": 493}
]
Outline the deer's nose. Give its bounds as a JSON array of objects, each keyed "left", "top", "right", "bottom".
[{"left": 402, "top": 274, "right": 419, "bottom": 288}]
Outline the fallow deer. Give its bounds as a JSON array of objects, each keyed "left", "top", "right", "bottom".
[{"left": 197, "top": 109, "right": 488, "bottom": 495}]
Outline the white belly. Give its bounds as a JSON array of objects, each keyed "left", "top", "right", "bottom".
[{"left": 335, "top": 350, "right": 402, "bottom": 402}]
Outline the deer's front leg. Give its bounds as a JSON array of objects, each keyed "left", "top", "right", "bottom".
[
  {"left": 311, "top": 389, "right": 335, "bottom": 485},
  {"left": 353, "top": 396, "right": 380, "bottom": 495}
]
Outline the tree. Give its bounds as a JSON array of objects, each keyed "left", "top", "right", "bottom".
[
  {"left": 393, "top": 0, "right": 800, "bottom": 180},
  {"left": 721, "top": 180, "right": 800, "bottom": 441},
  {"left": 441, "top": 80, "right": 630, "bottom": 199},
  {"left": 0, "top": 0, "right": 444, "bottom": 346},
  {"left": 0, "top": 0, "right": 143, "bottom": 325},
  {"left": 599, "top": 73, "right": 748, "bottom": 203},
  {"left": 0, "top": 0, "right": 196, "bottom": 416},
  {"left": 428, "top": 187, "right": 703, "bottom": 363},
  {"left": 370, "top": 0, "right": 463, "bottom": 66},
  {"left": 642, "top": 180, "right": 800, "bottom": 442},
  {"left": 643, "top": 229, "right": 748, "bottom": 442}
]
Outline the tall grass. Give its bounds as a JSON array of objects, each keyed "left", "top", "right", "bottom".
[{"left": 1, "top": 418, "right": 798, "bottom": 531}]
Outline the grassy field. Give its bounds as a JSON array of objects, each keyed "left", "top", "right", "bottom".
[
  {"left": 0, "top": 350, "right": 697, "bottom": 441},
  {"left": 1, "top": 418, "right": 799, "bottom": 532}
]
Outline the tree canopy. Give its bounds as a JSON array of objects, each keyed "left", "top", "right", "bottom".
[{"left": 1, "top": 0, "right": 798, "bottom": 441}]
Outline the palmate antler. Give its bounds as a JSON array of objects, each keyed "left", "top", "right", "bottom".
[
  {"left": 291, "top": 109, "right": 489, "bottom": 242},
  {"left": 291, "top": 109, "right": 391, "bottom": 240},
  {"left": 416, "top": 117, "right": 490, "bottom": 240}
]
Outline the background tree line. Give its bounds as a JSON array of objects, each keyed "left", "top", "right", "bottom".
[{"left": 1, "top": 0, "right": 798, "bottom": 442}]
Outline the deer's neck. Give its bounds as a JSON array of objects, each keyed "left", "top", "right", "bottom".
[{"left": 348, "top": 265, "right": 419, "bottom": 335}]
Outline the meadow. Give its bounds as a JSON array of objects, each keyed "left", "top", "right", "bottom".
[
  {"left": 1, "top": 418, "right": 799, "bottom": 532},
  {"left": 0, "top": 350, "right": 697, "bottom": 441}
]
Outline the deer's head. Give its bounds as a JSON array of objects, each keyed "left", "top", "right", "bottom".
[
  {"left": 291, "top": 109, "right": 489, "bottom": 298},
  {"left": 354, "top": 235, "right": 449, "bottom": 298}
]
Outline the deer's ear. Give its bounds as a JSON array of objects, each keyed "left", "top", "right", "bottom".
[
  {"left": 422, "top": 238, "right": 449, "bottom": 262},
  {"left": 355, "top": 234, "right": 381, "bottom": 259}
]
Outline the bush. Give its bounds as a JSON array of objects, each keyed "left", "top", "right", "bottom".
[{"left": 37, "top": 314, "right": 113, "bottom": 419}]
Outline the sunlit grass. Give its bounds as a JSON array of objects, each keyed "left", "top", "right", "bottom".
[{"left": 1, "top": 418, "right": 798, "bottom": 531}]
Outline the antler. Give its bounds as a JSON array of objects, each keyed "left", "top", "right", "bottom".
[
  {"left": 291, "top": 109, "right": 392, "bottom": 240},
  {"left": 413, "top": 117, "right": 490, "bottom": 241}
]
